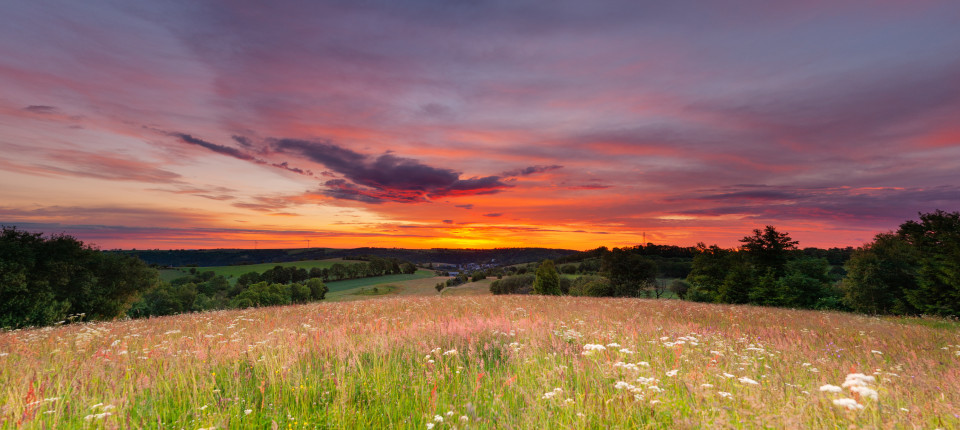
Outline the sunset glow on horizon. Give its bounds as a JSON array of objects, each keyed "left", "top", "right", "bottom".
[{"left": 2, "top": 1, "right": 959, "bottom": 250}]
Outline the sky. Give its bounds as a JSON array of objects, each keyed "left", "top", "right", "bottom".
[{"left": 1, "top": 0, "right": 959, "bottom": 250}]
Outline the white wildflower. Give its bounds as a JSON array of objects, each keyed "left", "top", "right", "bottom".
[
  {"left": 701, "top": 383, "right": 714, "bottom": 388},
  {"left": 582, "top": 344, "right": 606, "bottom": 356},
  {"left": 819, "top": 384, "right": 843, "bottom": 393},
  {"left": 738, "top": 377, "right": 759, "bottom": 385},
  {"left": 832, "top": 398, "right": 863, "bottom": 410},
  {"left": 426, "top": 424, "right": 434, "bottom": 430},
  {"left": 445, "top": 411, "right": 454, "bottom": 417},
  {"left": 443, "top": 349, "right": 457, "bottom": 356},
  {"left": 607, "top": 342, "right": 621, "bottom": 348},
  {"left": 459, "top": 415, "right": 469, "bottom": 422},
  {"left": 722, "top": 373, "right": 735, "bottom": 378},
  {"left": 666, "top": 369, "right": 679, "bottom": 377},
  {"left": 870, "top": 350, "right": 882, "bottom": 355},
  {"left": 433, "top": 414, "right": 444, "bottom": 422},
  {"left": 849, "top": 386, "right": 878, "bottom": 400},
  {"left": 842, "top": 373, "right": 876, "bottom": 388},
  {"left": 244, "top": 409, "right": 253, "bottom": 415},
  {"left": 619, "top": 348, "right": 634, "bottom": 354},
  {"left": 718, "top": 391, "right": 732, "bottom": 398}
]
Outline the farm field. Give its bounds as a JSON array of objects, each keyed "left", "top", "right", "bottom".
[
  {"left": 327, "top": 276, "right": 494, "bottom": 302},
  {"left": 1, "top": 296, "right": 958, "bottom": 428},
  {"left": 161, "top": 258, "right": 365, "bottom": 281},
  {"left": 324, "top": 270, "right": 437, "bottom": 294}
]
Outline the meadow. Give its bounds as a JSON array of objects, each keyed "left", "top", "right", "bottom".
[{"left": 1, "top": 296, "right": 958, "bottom": 429}]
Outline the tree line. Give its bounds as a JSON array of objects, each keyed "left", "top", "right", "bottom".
[
  {"left": 0, "top": 226, "right": 424, "bottom": 328},
  {"left": 493, "top": 210, "right": 960, "bottom": 317}
]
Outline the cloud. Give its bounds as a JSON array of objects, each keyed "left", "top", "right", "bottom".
[
  {"left": 0, "top": 151, "right": 182, "bottom": 184},
  {"left": 442, "top": 219, "right": 453, "bottom": 224},
  {"left": 566, "top": 184, "right": 612, "bottom": 190},
  {"left": 172, "top": 132, "right": 256, "bottom": 161},
  {"left": 23, "top": 105, "right": 58, "bottom": 114},
  {"left": 483, "top": 213, "right": 503, "bottom": 217},
  {"left": 273, "top": 138, "right": 511, "bottom": 203},
  {"left": 232, "top": 135, "right": 254, "bottom": 147},
  {"left": 502, "top": 164, "right": 563, "bottom": 177},
  {"left": 455, "top": 204, "right": 474, "bottom": 209}
]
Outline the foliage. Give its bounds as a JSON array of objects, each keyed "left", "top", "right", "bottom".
[
  {"left": 490, "top": 274, "right": 536, "bottom": 295},
  {"left": 532, "top": 260, "right": 562, "bottom": 295},
  {"left": 739, "top": 225, "right": 799, "bottom": 277},
  {"left": 0, "top": 227, "right": 158, "bottom": 328},
  {"left": 898, "top": 210, "right": 960, "bottom": 316},
  {"left": 601, "top": 249, "right": 657, "bottom": 297}
]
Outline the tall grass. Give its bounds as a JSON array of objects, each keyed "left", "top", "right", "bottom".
[{"left": 1, "top": 296, "right": 958, "bottom": 428}]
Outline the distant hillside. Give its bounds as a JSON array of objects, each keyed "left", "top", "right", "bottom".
[{"left": 118, "top": 247, "right": 579, "bottom": 267}]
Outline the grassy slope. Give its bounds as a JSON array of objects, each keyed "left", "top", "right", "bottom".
[{"left": 1, "top": 297, "right": 958, "bottom": 428}]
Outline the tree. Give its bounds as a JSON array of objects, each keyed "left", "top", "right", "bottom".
[
  {"left": 739, "top": 226, "right": 799, "bottom": 277},
  {"left": 749, "top": 269, "right": 781, "bottom": 306},
  {"left": 400, "top": 262, "right": 417, "bottom": 274},
  {"left": 897, "top": 210, "right": 960, "bottom": 316},
  {"left": 532, "top": 260, "right": 561, "bottom": 295},
  {"left": 685, "top": 244, "right": 730, "bottom": 302},
  {"left": 779, "top": 257, "right": 831, "bottom": 308},
  {"left": 306, "top": 278, "right": 328, "bottom": 300},
  {"left": 841, "top": 233, "right": 918, "bottom": 314},
  {"left": 602, "top": 249, "right": 657, "bottom": 297},
  {"left": 718, "top": 257, "right": 753, "bottom": 304},
  {"left": 1, "top": 227, "right": 158, "bottom": 328},
  {"left": 668, "top": 280, "right": 690, "bottom": 300}
]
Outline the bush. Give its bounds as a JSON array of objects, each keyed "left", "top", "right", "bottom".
[{"left": 491, "top": 274, "right": 535, "bottom": 295}]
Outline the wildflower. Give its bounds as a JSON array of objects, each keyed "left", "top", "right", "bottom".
[
  {"left": 619, "top": 348, "right": 634, "bottom": 354},
  {"left": 638, "top": 361, "right": 650, "bottom": 367},
  {"left": 649, "top": 400, "right": 661, "bottom": 405},
  {"left": 607, "top": 342, "right": 621, "bottom": 348},
  {"left": 445, "top": 411, "right": 454, "bottom": 417},
  {"left": 666, "top": 369, "right": 679, "bottom": 377},
  {"left": 849, "top": 386, "right": 878, "bottom": 400},
  {"left": 564, "top": 398, "right": 575, "bottom": 405},
  {"left": 614, "top": 381, "right": 635, "bottom": 390},
  {"left": 582, "top": 344, "right": 606, "bottom": 356},
  {"left": 701, "top": 383, "right": 714, "bottom": 388},
  {"left": 244, "top": 409, "right": 253, "bottom": 415},
  {"left": 542, "top": 388, "right": 563, "bottom": 399},
  {"left": 718, "top": 392, "right": 732, "bottom": 399},
  {"left": 832, "top": 398, "right": 863, "bottom": 410},
  {"left": 722, "top": 373, "right": 735, "bottom": 378},
  {"left": 841, "top": 373, "right": 876, "bottom": 388},
  {"left": 459, "top": 416, "right": 469, "bottom": 422},
  {"left": 819, "top": 384, "right": 842, "bottom": 393},
  {"left": 433, "top": 415, "right": 444, "bottom": 422},
  {"left": 443, "top": 349, "right": 457, "bottom": 356},
  {"left": 426, "top": 424, "right": 434, "bottom": 429},
  {"left": 871, "top": 350, "right": 882, "bottom": 355}
]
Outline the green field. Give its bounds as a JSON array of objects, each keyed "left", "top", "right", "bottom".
[
  {"left": 325, "top": 269, "right": 437, "bottom": 292},
  {"left": 163, "top": 258, "right": 365, "bottom": 281}
]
